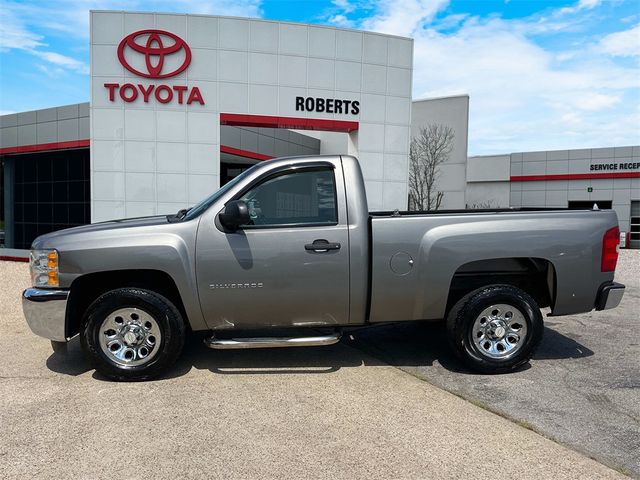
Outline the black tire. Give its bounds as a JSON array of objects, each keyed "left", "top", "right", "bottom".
[
  {"left": 80, "top": 288, "right": 185, "bottom": 381},
  {"left": 446, "top": 285, "right": 543, "bottom": 374}
]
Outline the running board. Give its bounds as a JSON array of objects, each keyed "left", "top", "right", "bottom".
[{"left": 204, "top": 333, "right": 342, "bottom": 349}]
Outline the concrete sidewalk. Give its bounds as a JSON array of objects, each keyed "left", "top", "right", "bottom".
[{"left": 0, "top": 261, "right": 625, "bottom": 479}]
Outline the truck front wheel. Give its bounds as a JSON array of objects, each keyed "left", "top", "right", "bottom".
[
  {"left": 80, "top": 288, "right": 185, "bottom": 381},
  {"left": 446, "top": 285, "right": 543, "bottom": 374}
]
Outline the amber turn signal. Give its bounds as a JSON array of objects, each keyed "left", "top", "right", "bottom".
[{"left": 47, "top": 251, "right": 58, "bottom": 269}]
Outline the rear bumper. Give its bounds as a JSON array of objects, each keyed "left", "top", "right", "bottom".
[
  {"left": 22, "top": 288, "right": 69, "bottom": 342},
  {"left": 595, "top": 282, "right": 625, "bottom": 311}
]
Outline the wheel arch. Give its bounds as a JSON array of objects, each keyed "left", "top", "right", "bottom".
[
  {"left": 66, "top": 269, "right": 190, "bottom": 338},
  {"left": 446, "top": 257, "right": 557, "bottom": 317}
]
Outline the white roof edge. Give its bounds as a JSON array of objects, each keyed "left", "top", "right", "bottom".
[
  {"left": 0, "top": 102, "right": 89, "bottom": 118},
  {"left": 412, "top": 94, "right": 470, "bottom": 103},
  {"left": 468, "top": 154, "right": 511, "bottom": 159}
]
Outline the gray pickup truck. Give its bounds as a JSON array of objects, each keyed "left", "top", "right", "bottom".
[{"left": 23, "top": 155, "right": 625, "bottom": 381}]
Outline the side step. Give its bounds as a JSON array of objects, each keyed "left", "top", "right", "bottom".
[{"left": 204, "top": 333, "right": 342, "bottom": 350}]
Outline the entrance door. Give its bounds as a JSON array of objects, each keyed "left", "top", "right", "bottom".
[
  {"left": 0, "top": 160, "right": 4, "bottom": 247},
  {"left": 568, "top": 200, "right": 612, "bottom": 209},
  {"left": 195, "top": 164, "right": 350, "bottom": 329}
]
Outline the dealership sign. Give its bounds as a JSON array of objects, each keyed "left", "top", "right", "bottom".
[
  {"left": 104, "top": 30, "right": 204, "bottom": 105},
  {"left": 590, "top": 162, "right": 640, "bottom": 171},
  {"left": 295, "top": 96, "right": 360, "bottom": 115}
]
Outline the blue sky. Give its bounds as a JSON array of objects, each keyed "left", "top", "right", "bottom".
[{"left": 0, "top": 0, "right": 638, "bottom": 154}]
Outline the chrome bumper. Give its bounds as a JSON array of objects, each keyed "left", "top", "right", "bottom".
[
  {"left": 595, "top": 282, "right": 625, "bottom": 311},
  {"left": 22, "top": 288, "right": 69, "bottom": 342}
]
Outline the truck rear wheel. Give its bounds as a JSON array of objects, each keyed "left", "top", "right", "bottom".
[
  {"left": 446, "top": 285, "right": 543, "bottom": 374},
  {"left": 80, "top": 288, "right": 185, "bottom": 381}
]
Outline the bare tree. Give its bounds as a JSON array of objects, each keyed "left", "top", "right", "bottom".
[{"left": 408, "top": 124, "right": 454, "bottom": 211}]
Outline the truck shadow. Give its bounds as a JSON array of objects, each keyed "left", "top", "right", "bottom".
[
  {"left": 44, "top": 333, "right": 383, "bottom": 379},
  {"left": 45, "top": 337, "right": 91, "bottom": 376},
  {"left": 170, "top": 333, "right": 376, "bottom": 378},
  {"left": 45, "top": 322, "right": 594, "bottom": 380},
  {"left": 349, "top": 321, "right": 595, "bottom": 375}
]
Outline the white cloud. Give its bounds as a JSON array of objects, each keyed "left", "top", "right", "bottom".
[
  {"left": 360, "top": 0, "right": 449, "bottom": 37},
  {"left": 577, "top": 0, "right": 601, "bottom": 9},
  {"left": 412, "top": 19, "right": 638, "bottom": 152},
  {"left": 327, "top": 0, "right": 639, "bottom": 153},
  {"left": 329, "top": 14, "right": 356, "bottom": 28},
  {"left": 36, "top": 64, "right": 68, "bottom": 78},
  {"left": 558, "top": 0, "right": 601, "bottom": 15},
  {"left": 576, "top": 93, "right": 621, "bottom": 111},
  {"left": 560, "top": 112, "right": 582, "bottom": 125},
  {"left": 597, "top": 24, "right": 640, "bottom": 57},
  {"left": 0, "top": 0, "right": 90, "bottom": 75},
  {"left": 32, "top": 50, "right": 89, "bottom": 74},
  {"left": 433, "top": 13, "right": 469, "bottom": 30},
  {"left": 0, "top": 3, "right": 44, "bottom": 51},
  {"left": 332, "top": 0, "right": 356, "bottom": 13}
]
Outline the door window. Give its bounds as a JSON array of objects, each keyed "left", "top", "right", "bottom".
[{"left": 238, "top": 169, "right": 337, "bottom": 227}]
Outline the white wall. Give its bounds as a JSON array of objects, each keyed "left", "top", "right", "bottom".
[
  {"left": 293, "top": 130, "right": 346, "bottom": 155},
  {"left": 410, "top": 95, "right": 469, "bottom": 209},
  {"left": 510, "top": 146, "right": 640, "bottom": 232},
  {"left": 465, "top": 154, "right": 510, "bottom": 208},
  {"left": 467, "top": 154, "right": 510, "bottom": 182},
  {"left": 466, "top": 183, "right": 510, "bottom": 208},
  {"left": 466, "top": 146, "right": 640, "bottom": 237},
  {"left": 90, "top": 12, "right": 414, "bottom": 221},
  {"left": 292, "top": 130, "right": 359, "bottom": 158}
]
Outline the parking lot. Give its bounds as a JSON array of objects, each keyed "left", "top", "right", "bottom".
[
  {"left": 0, "top": 254, "right": 637, "bottom": 478},
  {"left": 353, "top": 250, "right": 640, "bottom": 476}
]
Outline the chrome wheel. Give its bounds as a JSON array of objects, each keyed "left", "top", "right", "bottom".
[
  {"left": 472, "top": 304, "right": 528, "bottom": 359},
  {"left": 98, "top": 308, "right": 162, "bottom": 367}
]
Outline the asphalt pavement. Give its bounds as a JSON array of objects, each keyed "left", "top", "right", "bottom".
[{"left": 0, "top": 260, "right": 627, "bottom": 479}]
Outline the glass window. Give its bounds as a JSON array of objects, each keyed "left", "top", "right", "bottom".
[
  {"left": 182, "top": 163, "right": 260, "bottom": 222},
  {"left": 11, "top": 149, "right": 90, "bottom": 249},
  {"left": 239, "top": 169, "right": 337, "bottom": 227}
]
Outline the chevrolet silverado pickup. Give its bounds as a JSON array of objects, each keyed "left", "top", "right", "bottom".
[{"left": 22, "top": 155, "right": 625, "bottom": 380}]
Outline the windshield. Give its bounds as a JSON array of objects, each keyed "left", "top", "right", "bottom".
[{"left": 182, "top": 163, "right": 261, "bottom": 221}]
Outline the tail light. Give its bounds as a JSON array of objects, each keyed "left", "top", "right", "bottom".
[{"left": 601, "top": 226, "right": 620, "bottom": 272}]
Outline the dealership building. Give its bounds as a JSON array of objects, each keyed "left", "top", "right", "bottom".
[{"left": 1, "top": 11, "right": 638, "bottom": 252}]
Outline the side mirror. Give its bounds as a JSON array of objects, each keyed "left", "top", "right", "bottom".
[{"left": 219, "top": 200, "right": 250, "bottom": 231}]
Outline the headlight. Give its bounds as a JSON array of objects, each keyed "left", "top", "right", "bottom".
[{"left": 30, "top": 249, "right": 59, "bottom": 287}]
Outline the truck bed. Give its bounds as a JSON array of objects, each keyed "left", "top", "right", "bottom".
[{"left": 368, "top": 208, "right": 618, "bottom": 323}]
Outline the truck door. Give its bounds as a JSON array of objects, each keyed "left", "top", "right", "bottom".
[{"left": 195, "top": 163, "right": 350, "bottom": 330}]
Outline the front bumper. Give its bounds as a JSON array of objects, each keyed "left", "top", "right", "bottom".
[
  {"left": 22, "top": 288, "right": 69, "bottom": 342},
  {"left": 595, "top": 282, "right": 625, "bottom": 311}
]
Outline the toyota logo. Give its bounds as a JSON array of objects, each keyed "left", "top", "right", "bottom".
[{"left": 117, "top": 29, "right": 191, "bottom": 78}]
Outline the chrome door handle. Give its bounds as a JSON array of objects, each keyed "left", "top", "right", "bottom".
[{"left": 305, "top": 239, "right": 341, "bottom": 252}]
